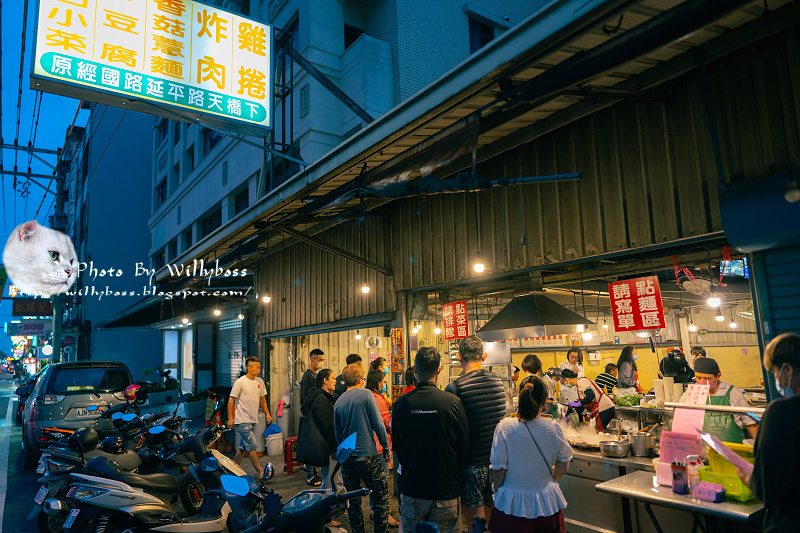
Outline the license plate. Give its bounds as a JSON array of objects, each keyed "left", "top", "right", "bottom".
[
  {"left": 63, "top": 509, "right": 79, "bottom": 529},
  {"left": 36, "top": 462, "right": 46, "bottom": 474},
  {"left": 34, "top": 485, "right": 48, "bottom": 505},
  {"left": 74, "top": 409, "right": 97, "bottom": 419}
]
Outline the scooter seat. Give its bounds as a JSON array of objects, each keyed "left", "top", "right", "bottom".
[{"left": 112, "top": 472, "right": 179, "bottom": 494}]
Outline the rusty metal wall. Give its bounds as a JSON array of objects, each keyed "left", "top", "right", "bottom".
[
  {"left": 256, "top": 217, "right": 395, "bottom": 333},
  {"left": 391, "top": 25, "right": 800, "bottom": 291}
]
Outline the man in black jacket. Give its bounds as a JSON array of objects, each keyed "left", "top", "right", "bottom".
[
  {"left": 393, "top": 347, "right": 469, "bottom": 533},
  {"left": 445, "top": 336, "right": 506, "bottom": 530},
  {"left": 300, "top": 348, "right": 325, "bottom": 485},
  {"left": 334, "top": 353, "right": 362, "bottom": 401}
]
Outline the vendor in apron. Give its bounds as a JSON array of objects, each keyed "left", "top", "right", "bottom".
[
  {"left": 561, "top": 369, "right": 616, "bottom": 431},
  {"left": 680, "top": 357, "right": 758, "bottom": 442}
]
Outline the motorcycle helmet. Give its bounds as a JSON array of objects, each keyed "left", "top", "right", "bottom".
[
  {"left": 69, "top": 427, "right": 99, "bottom": 453},
  {"left": 124, "top": 384, "right": 148, "bottom": 404},
  {"left": 98, "top": 435, "right": 124, "bottom": 454}
]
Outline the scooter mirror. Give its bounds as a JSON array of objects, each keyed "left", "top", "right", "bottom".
[
  {"left": 336, "top": 433, "right": 357, "bottom": 464},
  {"left": 178, "top": 393, "right": 191, "bottom": 403},
  {"left": 149, "top": 425, "right": 166, "bottom": 435},
  {"left": 220, "top": 475, "right": 250, "bottom": 497},
  {"left": 86, "top": 406, "right": 99, "bottom": 412},
  {"left": 121, "top": 413, "right": 136, "bottom": 422},
  {"left": 199, "top": 456, "right": 219, "bottom": 472},
  {"left": 111, "top": 412, "right": 123, "bottom": 420},
  {"left": 165, "top": 395, "right": 174, "bottom": 403}
]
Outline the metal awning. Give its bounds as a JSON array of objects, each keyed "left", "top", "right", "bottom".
[
  {"left": 261, "top": 312, "right": 393, "bottom": 339},
  {"left": 476, "top": 294, "right": 594, "bottom": 341},
  {"left": 151, "top": 0, "right": 797, "bottom": 281}
]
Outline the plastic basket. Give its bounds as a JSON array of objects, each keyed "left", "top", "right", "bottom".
[
  {"left": 698, "top": 466, "right": 755, "bottom": 503},
  {"left": 708, "top": 443, "right": 755, "bottom": 477}
]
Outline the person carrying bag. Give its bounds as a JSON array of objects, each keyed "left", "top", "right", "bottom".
[{"left": 298, "top": 370, "right": 337, "bottom": 469}]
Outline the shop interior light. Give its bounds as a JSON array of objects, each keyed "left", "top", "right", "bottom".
[
  {"left": 688, "top": 322, "right": 697, "bottom": 332},
  {"left": 213, "top": 308, "right": 221, "bottom": 316},
  {"left": 187, "top": 322, "right": 192, "bottom": 326},
  {"left": 434, "top": 321, "right": 441, "bottom": 335},
  {"left": 602, "top": 316, "right": 608, "bottom": 329},
  {"left": 715, "top": 309, "right": 724, "bottom": 322},
  {"left": 182, "top": 316, "right": 189, "bottom": 324},
  {"left": 729, "top": 308, "right": 737, "bottom": 328},
  {"left": 412, "top": 322, "right": 419, "bottom": 334},
  {"left": 707, "top": 287, "right": 721, "bottom": 308},
  {"left": 262, "top": 292, "right": 271, "bottom": 303},
  {"left": 636, "top": 331, "right": 649, "bottom": 338},
  {"left": 576, "top": 324, "right": 584, "bottom": 333},
  {"left": 238, "top": 311, "right": 245, "bottom": 320},
  {"left": 582, "top": 331, "right": 592, "bottom": 341},
  {"left": 361, "top": 277, "right": 370, "bottom": 294},
  {"left": 786, "top": 179, "right": 800, "bottom": 203},
  {"left": 355, "top": 330, "right": 362, "bottom": 340}
]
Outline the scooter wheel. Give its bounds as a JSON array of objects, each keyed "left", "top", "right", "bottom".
[
  {"left": 179, "top": 478, "right": 204, "bottom": 515},
  {"left": 37, "top": 510, "right": 68, "bottom": 533}
]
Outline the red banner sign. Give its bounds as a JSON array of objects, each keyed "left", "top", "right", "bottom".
[
  {"left": 608, "top": 275, "right": 666, "bottom": 332},
  {"left": 443, "top": 301, "right": 470, "bottom": 339},
  {"left": 12, "top": 299, "right": 53, "bottom": 317}
]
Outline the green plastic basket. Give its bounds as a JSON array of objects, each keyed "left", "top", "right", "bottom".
[
  {"left": 707, "top": 443, "right": 754, "bottom": 477},
  {"left": 698, "top": 465, "right": 755, "bottom": 503}
]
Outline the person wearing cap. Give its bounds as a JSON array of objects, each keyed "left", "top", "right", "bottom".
[{"left": 680, "top": 357, "right": 758, "bottom": 442}]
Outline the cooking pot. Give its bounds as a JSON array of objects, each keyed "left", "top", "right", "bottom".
[
  {"left": 599, "top": 440, "right": 630, "bottom": 458},
  {"left": 630, "top": 431, "right": 655, "bottom": 457}
]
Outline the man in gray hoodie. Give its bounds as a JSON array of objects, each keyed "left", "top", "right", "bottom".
[{"left": 335, "top": 362, "right": 392, "bottom": 533}]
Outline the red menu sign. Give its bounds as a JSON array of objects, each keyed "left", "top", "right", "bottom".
[
  {"left": 443, "top": 301, "right": 469, "bottom": 339},
  {"left": 608, "top": 275, "right": 665, "bottom": 332}
]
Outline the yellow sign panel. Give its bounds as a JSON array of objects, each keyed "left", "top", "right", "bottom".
[{"left": 33, "top": 0, "right": 271, "bottom": 131}]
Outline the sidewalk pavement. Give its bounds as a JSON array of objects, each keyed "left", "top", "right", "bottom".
[{"left": 140, "top": 402, "right": 401, "bottom": 533}]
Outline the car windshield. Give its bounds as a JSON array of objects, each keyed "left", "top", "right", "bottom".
[{"left": 47, "top": 366, "right": 132, "bottom": 394}]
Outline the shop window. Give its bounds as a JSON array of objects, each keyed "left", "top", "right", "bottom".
[
  {"left": 234, "top": 188, "right": 249, "bottom": 215},
  {"left": 468, "top": 18, "right": 493, "bottom": 54},
  {"left": 185, "top": 228, "right": 193, "bottom": 250},
  {"left": 185, "top": 145, "right": 194, "bottom": 174},
  {"left": 202, "top": 208, "right": 222, "bottom": 238},
  {"left": 154, "top": 251, "right": 165, "bottom": 270},
  {"left": 157, "top": 119, "right": 168, "bottom": 144},
  {"left": 174, "top": 121, "right": 181, "bottom": 144},
  {"left": 170, "top": 240, "right": 178, "bottom": 260}
]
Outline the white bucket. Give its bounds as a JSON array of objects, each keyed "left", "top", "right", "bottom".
[{"left": 266, "top": 432, "right": 284, "bottom": 456}]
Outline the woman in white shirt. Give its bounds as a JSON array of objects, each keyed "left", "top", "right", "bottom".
[
  {"left": 489, "top": 376, "right": 572, "bottom": 533},
  {"left": 558, "top": 347, "right": 584, "bottom": 404},
  {"left": 560, "top": 369, "right": 616, "bottom": 431}
]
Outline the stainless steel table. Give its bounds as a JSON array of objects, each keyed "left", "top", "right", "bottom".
[{"left": 595, "top": 470, "right": 764, "bottom": 533}]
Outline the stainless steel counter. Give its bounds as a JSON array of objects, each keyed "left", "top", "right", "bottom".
[
  {"left": 571, "top": 450, "right": 656, "bottom": 471},
  {"left": 596, "top": 470, "right": 764, "bottom": 522}
]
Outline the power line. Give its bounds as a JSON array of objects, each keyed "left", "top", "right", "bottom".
[
  {"left": 83, "top": 110, "right": 128, "bottom": 190},
  {"left": 33, "top": 100, "right": 82, "bottom": 219},
  {"left": 13, "top": 0, "right": 30, "bottom": 191}
]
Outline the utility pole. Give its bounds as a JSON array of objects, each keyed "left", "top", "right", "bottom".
[{"left": 51, "top": 148, "right": 65, "bottom": 363}]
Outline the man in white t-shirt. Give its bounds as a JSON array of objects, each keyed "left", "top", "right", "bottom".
[{"left": 228, "top": 357, "right": 272, "bottom": 479}]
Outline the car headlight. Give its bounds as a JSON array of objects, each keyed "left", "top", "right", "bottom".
[{"left": 66, "top": 486, "right": 108, "bottom": 500}]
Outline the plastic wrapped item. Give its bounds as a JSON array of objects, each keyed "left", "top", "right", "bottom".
[{"left": 615, "top": 388, "right": 640, "bottom": 406}]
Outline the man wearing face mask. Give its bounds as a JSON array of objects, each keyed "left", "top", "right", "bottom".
[
  {"left": 679, "top": 357, "right": 757, "bottom": 442},
  {"left": 738, "top": 333, "right": 800, "bottom": 533}
]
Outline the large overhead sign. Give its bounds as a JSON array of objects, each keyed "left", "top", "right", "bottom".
[{"left": 32, "top": 0, "right": 272, "bottom": 135}]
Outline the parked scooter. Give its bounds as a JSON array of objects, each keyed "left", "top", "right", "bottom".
[
  {"left": 217, "top": 433, "right": 369, "bottom": 533},
  {"left": 50, "top": 425, "right": 257, "bottom": 533}
]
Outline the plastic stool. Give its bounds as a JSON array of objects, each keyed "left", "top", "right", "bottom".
[{"left": 283, "top": 436, "right": 303, "bottom": 475}]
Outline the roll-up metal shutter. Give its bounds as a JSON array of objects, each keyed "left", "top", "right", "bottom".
[
  {"left": 750, "top": 245, "right": 800, "bottom": 400},
  {"left": 216, "top": 311, "right": 243, "bottom": 386}
]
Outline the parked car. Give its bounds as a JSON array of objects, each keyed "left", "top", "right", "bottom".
[
  {"left": 20, "top": 361, "right": 133, "bottom": 469},
  {"left": 15, "top": 370, "right": 43, "bottom": 424}
]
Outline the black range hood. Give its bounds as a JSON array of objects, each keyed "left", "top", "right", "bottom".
[{"left": 476, "top": 294, "right": 593, "bottom": 342}]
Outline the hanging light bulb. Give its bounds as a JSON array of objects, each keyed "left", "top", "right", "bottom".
[
  {"left": 582, "top": 331, "right": 592, "bottom": 341},
  {"left": 636, "top": 331, "right": 649, "bottom": 338},
  {"left": 238, "top": 311, "right": 245, "bottom": 320},
  {"left": 576, "top": 324, "right": 584, "bottom": 333},
  {"left": 715, "top": 309, "right": 724, "bottom": 322},
  {"left": 707, "top": 287, "right": 721, "bottom": 308},
  {"left": 361, "top": 277, "right": 370, "bottom": 294},
  {"left": 602, "top": 316, "right": 608, "bottom": 329},
  {"left": 688, "top": 323, "right": 697, "bottom": 332},
  {"left": 262, "top": 291, "right": 271, "bottom": 303},
  {"left": 729, "top": 318, "right": 737, "bottom": 329},
  {"left": 473, "top": 251, "right": 485, "bottom": 273},
  {"left": 355, "top": 330, "right": 362, "bottom": 340},
  {"left": 434, "top": 321, "right": 441, "bottom": 335},
  {"left": 182, "top": 316, "right": 189, "bottom": 324},
  {"left": 214, "top": 308, "right": 221, "bottom": 316}
]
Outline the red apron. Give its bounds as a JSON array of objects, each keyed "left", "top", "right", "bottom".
[{"left": 580, "top": 378, "right": 609, "bottom": 432}]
